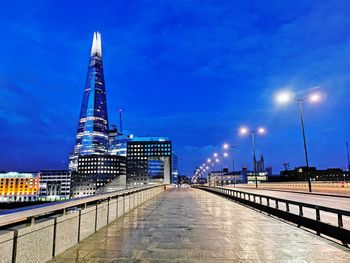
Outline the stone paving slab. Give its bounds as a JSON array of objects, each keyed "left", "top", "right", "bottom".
[{"left": 50, "top": 187, "right": 350, "bottom": 262}]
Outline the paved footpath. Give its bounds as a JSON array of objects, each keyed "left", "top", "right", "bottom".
[{"left": 50, "top": 187, "right": 350, "bottom": 263}]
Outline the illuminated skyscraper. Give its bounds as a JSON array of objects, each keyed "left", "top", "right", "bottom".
[{"left": 69, "top": 32, "right": 109, "bottom": 170}]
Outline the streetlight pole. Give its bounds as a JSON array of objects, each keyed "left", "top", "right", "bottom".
[
  {"left": 298, "top": 100, "right": 309, "bottom": 167},
  {"left": 275, "top": 90, "right": 322, "bottom": 193},
  {"left": 230, "top": 145, "right": 239, "bottom": 172},
  {"left": 251, "top": 131, "right": 258, "bottom": 189},
  {"left": 346, "top": 141, "right": 350, "bottom": 171},
  {"left": 239, "top": 127, "right": 265, "bottom": 189},
  {"left": 297, "top": 99, "right": 312, "bottom": 192}
]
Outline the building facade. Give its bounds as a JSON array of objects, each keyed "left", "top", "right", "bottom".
[
  {"left": 279, "top": 167, "right": 350, "bottom": 181},
  {"left": 247, "top": 171, "right": 268, "bottom": 184},
  {"left": 70, "top": 155, "right": 126, "bottom": 197},
  {"left": 39, "top": 170, "right": 71, "bottom": 201},
  {"left": 126, "top": 137, "right": 172, "bottom": 186},
  {"left": 69, "top": 32, "right": 109, "bottom": 170},
  {"left": 0, "top": 172, "right": 40, "bottom": 202}
]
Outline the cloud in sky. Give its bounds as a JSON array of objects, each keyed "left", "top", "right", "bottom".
[{"left": 0, "top": 0, "right": 349, "bottom": 174}]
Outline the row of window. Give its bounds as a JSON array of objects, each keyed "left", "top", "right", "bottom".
[
  {"left": 129, "top": 144, "right": 170, "bottom": 148},
  {"left": 128, "top": 152, "right": 171, "bottom": 156},
  {"left": 79, "top": 166, "right": 119, "bottom": 170},
  {"left": 79, "top": 157, "right": 121, "bottom": 161},
  {"left": 129, "top": 148, "right": 171, "bottom": 152},
  {"left": 79, "top": 170, "right": 121, "bottom": 174}
]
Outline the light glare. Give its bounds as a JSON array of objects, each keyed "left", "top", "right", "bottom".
[
  {"left": 239, "top": 126, "right": 249, "bottom": 135},
  {"left": 258, "top": 127, "right": 266, "bottom": 134},
  {"left": 309, "top": 93, "right": 321, "bottom": 103},
  {"left": 275, "top": 90, "right": 294, "bottom": 105}
]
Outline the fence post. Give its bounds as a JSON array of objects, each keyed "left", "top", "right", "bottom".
[
  {"left": 338, "top": 214, "right": 343, "bottom": 228},
  {"left": 316, "top": 208, "right": 321, "bottom": 235}
]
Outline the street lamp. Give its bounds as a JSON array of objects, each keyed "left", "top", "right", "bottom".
[
  {"left": 275, "top": 89, "right": 323, "bottom": 192},
  {"left": 223, "top": 143, "right": 239, "bottom": 187},
  {"left": 240, "top": 126, "right": 266, "bottom": 188}
]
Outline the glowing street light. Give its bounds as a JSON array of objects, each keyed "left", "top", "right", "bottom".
[
  {"left": 223, "top": 143, "right": 229, "bottom": 150},
  {"left": 274, "top": 88, "right": 324, "bottom": 192},
  {"left": 213, "top": 152, "right": 218, "bottom": 157},
  {"left": 309, "top": 92, "right": 321, "bottom": 103},
  {"left": 215, "top": 158, "right": 220, "bottom": 163},
  {"left": 223, "top": 152, "right": 228, "bottom": 157},
  {"left": 258, "top": 127, "right": 266, "bottom": 134},
  {"left": 239, "top": 126, "right": 249, "bottom": 135},
  {"left": 275, "top": 90, "right": 295, "bottom": 105},
  {"left": 207, "top": 158, "right": 211, "bottom": 163}
]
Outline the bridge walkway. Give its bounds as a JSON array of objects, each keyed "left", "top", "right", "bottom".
[{"left": 50, "top": 187, "right": 350, "bottom": 262}]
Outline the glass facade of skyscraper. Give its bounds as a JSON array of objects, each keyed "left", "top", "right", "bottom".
[{"left": 69, "top": 32, "right": 109, "bottom": 170}]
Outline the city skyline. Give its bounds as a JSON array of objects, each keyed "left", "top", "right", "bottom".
[{"left": 1, "top": 1, "right": 350, "bottom": 174}]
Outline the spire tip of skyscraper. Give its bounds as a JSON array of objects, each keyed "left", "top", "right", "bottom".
[{"left": 91, "top": 31, "right": 102, "bottom": 57}]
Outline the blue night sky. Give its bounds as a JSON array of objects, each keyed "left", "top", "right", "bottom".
[{"left": 0, "top": 1, "right": 350, "bottom": 175}]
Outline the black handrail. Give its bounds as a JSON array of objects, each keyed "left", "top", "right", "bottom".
[
  {"left": 214, "top": 186, "right": 350, "bottom": 217},
  {"left": 194, "top": 185, "right": 350, "bottom": 245}
]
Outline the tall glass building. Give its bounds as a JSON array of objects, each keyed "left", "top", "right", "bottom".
[{"left": 69, "top": 32, "right": 109, "bottom": 170}]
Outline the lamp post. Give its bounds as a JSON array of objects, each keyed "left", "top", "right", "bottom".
[
  {"left": 213, "top": 152, "right": 228, "bottom": 186},
  {"left": 275, "top": 90, "right": 322, "bottom": 192},
  {"left": 346, "top": 141, "right": 350, "bottom": 171},
  {"left": 223, "top": 143, "right": 239, "bottom": 187},
  {"left": 240, "top": 126, "right": 266, "bottom": 188}
]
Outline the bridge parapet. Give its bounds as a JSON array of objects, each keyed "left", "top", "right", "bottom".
[{"left": 0, "top": 185, "right": 164, "bottom": 263}]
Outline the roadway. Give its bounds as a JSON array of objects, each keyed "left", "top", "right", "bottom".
[
  {"left": 235, "top": 182, "right": 350, "bottom": 197},
  {"left": 226, "top": 186, "right": 350, "bottom": 230},
  {"left": 50, "top": 187, "right": 350, "bottom": 262}
]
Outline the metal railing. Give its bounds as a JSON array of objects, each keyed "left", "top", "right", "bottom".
[
  {"left": 0, "top": 185, "right": 161, "bottom": 228},
  {"left": 194, "top": 185, "right": 350, "bottom": 245}
]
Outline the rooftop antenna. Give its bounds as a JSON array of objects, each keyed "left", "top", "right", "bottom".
[{"left": 118, "top": 108, "right": 123, "bottom": 134}]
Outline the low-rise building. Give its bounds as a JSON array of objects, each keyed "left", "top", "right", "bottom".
[
  {"left": 0, "top": 172, "right": 40, "bottom": 202},
  {"left": 279, "top": 167, "right": 350, "bottom": 181},
  {"left": 247, "top": 171, "right": 268, "bottom": 185},
  {"left": 39, "top": 170, "right": 71, "bottom": 201},
  {"left": 208, "top": 169, "right": 246, "bottom": 187}
]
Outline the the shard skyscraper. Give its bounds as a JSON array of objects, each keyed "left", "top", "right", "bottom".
[{"left": 69, "top": 32, "right": 109, "bottom": 170}]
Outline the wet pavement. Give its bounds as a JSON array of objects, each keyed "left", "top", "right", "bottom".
[{"left": 50, "top": 187, "right": 350, "bottom": 262}]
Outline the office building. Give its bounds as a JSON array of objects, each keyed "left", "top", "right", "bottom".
[
  {"left": 69, "top": 32, "right": 109, "bottom": 170},
  {"left": 39, "top": 170, "right": 71, "bottom": 201},
  {"left": 126, "top": 137, "right": 172, "bottom": 185},
  {"left": 0, "top": 172, "right": 40, "bottom": 202},
  {"left": 70, "top": 155, "right": 126, "bottom": 197},
  {"left": 109, "top": 131, "right": 134, "bottom": 156}
]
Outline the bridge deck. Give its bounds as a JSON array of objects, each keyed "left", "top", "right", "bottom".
[{"left": 50, "top": 187, "right": 350, "bottom": 262}]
